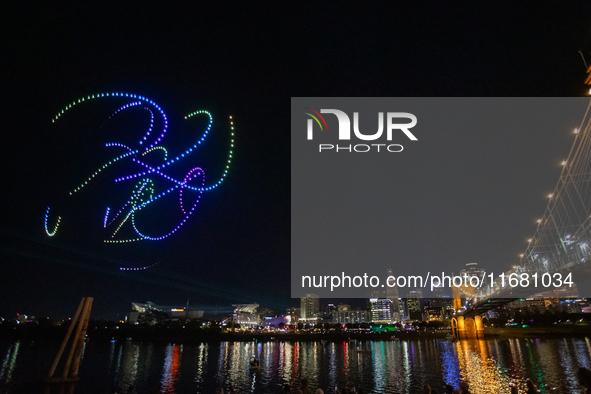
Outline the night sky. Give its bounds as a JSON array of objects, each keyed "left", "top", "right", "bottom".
[{"left": 2, "top": 3, "right": 591, "bottom": 320}]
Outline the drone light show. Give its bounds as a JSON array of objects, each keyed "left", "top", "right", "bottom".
[{"left": 44, "top": 92, "right": 235, "bottom": 244}]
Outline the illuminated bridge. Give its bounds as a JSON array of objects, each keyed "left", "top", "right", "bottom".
[{"left": 457, "top": 98, "right": 591, "bottom": 331}]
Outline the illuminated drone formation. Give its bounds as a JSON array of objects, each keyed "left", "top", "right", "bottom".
[
  {"left": 44, "top": 92, "right": 235, "bottom": 244},
  {"left": 120, "top": 262, "right": 159, "bottom": 271},
  {"left": 44, "top": 207, "right": 61, "bottom": 237}
]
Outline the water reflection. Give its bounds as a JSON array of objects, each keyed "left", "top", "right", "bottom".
[
  {"left": 454, "top": 340, "right": 515, "bottom": 393},
  {"left": 440, "top": 340, "right": 461, "bottom": 387},
  {"left": 0, "top": 341, "right": 20, "bottom": 383},
  {"left": 119, "top": 342, "right": 140, "bottom": 388},
  {"left": 1, "top": 337, "right": 591, "bottom": 393},
  {"left": 161, "top": 344, "right": 181, "bottom": 393},
  {"left": 193, "top": 342, "right": 208, "bottom": 385}
]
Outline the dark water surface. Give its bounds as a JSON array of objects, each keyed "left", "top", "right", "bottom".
[{"left": 1, "top": 337, "right": 590, "bottom": 393}]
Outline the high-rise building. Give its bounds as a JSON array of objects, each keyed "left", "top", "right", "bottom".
[
  {"left": 407, "top": 289, "right": 423, "bottom": 321},
  {"left": 369, "top": 269, "right": 402, "bottom": 322},
  {"left": 321, "top": 303, "right": 338, "bottom": 322},
  {"left": 399, "top": 298, "right": 406, "bottom": 321},
  {"left": 300, "top": 294, "right": 319, "bottom": 322},
  {"left": 460, "top": 263, "right": 484, "bottom": 276},
  {"left": 369, "top": 298, "right": 393, "bottom": 323},
  {"left": 334, "top": 306, "right": 369, "bottom": 324},
  {"left": 423, "top": 298, "right": 454, "bottom": 320},
  {"left": 386, "top": 269, "right": 401, "bottom": 322},
  {"left": 460, "top": 263, "right": 487, "bottom": 298},
  {"left": 432, "top": 284, "right": 449, "bottom": 298},
  {"left": 423, "top": 299, "right": 443, "bottom": 321}
]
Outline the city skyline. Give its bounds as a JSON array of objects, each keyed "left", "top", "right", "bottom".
[{"left": 4, "top": 258, "right": 583, "bottom": 325}]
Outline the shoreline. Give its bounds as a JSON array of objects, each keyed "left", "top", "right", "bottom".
[{"left": 3, "top": 325, "right": 590, "bottom": 344}]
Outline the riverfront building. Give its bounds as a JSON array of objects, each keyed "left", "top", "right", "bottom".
[
  {"left": 369, "top": 298, "right": 393, "bottom": 323},
  {"left": 286, "top": 307, "right": 300, "bottom": 323},
  {"left": 386, "top": 269, "right": 402, "bottom": 322},
  {"left": 300, "top": 294, "right": 319, "bottom": 322},
  {"left": 333, "top": 304, "right": 369, "bottom": 324},
  {"left": 226, "top": 304, "right": 260, "bottom": 329},
  {"left": 128, "top": 301, "right": 204, "bottom": 324},
  {"left": 407, "top": 289, "right": 423, "bottom": 321}
]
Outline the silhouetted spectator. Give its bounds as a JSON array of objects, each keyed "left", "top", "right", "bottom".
[
  {"left": 150, "top": 383, "right": 162, "bottom": 393},
  {"left": 579, "top": 367, "right": 591, "bottom": 393},
  {"left": 422, "top": 384, "right": 431, "bottom": 393},
  {"left": 444, "top": 384, "right": 454, "bottom": 394},
  {"left": 525, "top": 379, "right": 539, "bottom": 394},
  {"left": 301, "top": 378, "right": 312, "bottom": 394},
  {"left": 510, "top": 385, "right": 518, "bottom": 394},
  {"left": 459, "top": 381, "right": 471, "bottom": 394},
  {"left": 283, "top": 383, "right": 292, "bottom": 392}
]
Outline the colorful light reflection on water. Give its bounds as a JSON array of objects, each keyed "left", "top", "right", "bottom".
[{"left": 0, "top": 338, "right": 590, "bottom": 393}]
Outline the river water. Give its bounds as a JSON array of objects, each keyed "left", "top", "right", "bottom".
[{"left": 1, "top": 337, "right": 591, "bottom": 393}]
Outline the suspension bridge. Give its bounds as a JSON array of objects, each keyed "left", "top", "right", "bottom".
[{"left": 454, "top": 90, "right": 591, "bottom": 337}]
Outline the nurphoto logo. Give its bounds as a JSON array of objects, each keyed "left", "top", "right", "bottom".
[{"left": 303, "top": 108, "right": 418, "bottom": 153}]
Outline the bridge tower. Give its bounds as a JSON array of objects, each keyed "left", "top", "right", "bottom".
[
  {"left": 451, "top": 315, "right": 484, "bottom": 339},
  {"left": 451, "top": 277, "right": 484, "bottom": 339},
  {"left": 452, "top": 284, "right": 463, "bottom": 312}
]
